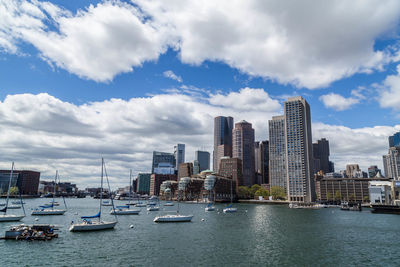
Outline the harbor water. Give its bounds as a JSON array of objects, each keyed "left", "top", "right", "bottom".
[{"left": 1, "top": 198, "right": 400, "bottom": 266}]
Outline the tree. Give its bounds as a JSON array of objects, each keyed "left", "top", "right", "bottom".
[
  {"left": 9, "top": 186, "right": 19, "bottom": 195},
  {"left": 237, "top": 186, "right": 251, "bottom": 199},
  {"left": 250, "top": 184, "right": 262, "bottom": 197},
  {"left": 270, "top": 186, "right": 286, "bottom": 200},
  {"left": 326, "top": 192, "right": 332, "bottom": 202},
  {"left": 335, "top": 191, "right": 342, "bottom": 201},
  {"left": 254, "top": 188, "right": 270, "bottom": 198}
]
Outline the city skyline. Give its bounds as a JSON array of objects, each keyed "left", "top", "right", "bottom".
[{"left": 1, "top": 1, "right": 400, "bottom": 187}]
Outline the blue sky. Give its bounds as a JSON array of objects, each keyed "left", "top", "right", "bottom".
[{"left": 0, "top": 0, "right": 400, "bottom": 187}]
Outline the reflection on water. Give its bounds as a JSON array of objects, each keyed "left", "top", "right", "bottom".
[{"left": 1, "top": 198, "right": 400, "bottom": 266}]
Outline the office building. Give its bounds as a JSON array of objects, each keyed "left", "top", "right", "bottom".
[
  {"left": 153, "top": 163, "right": 175, "bottom": 175},
  {"left": 389, "top": 131, "right": 400, "bottom": 148},
  {"left": 0, "top": 172, "right": 18, "bottom": 194},
  {"left": 383, "top": 147, "right": 400, "bottom": 179},
  {"left": 218, "top": 157, "right": 243, "bottom": 192},
  {"left": 152, "top": 151, "right": 175, "bottom": 173},
  {"left": 150, "top": 174, "right": 177, "bottom": 196},
  {"left": 213, "top": 116, "right": 234, "bottom": 172},
  {"left": 178, "top": 162, "right": 193, "bottom": 179},
  {"left": 313, "top": 138, "right": 331, "bottom": 174},
  {"left": 345, "top": 164, "right": 361, "bottom": 178},
  {"left": 269, "top": 115, "right": 287, "bottom": 191},
  {"left": 193, "top": 160, "right": 200, "bottom": 175},
  {"left": 136, "top": 173, "right": 151, "bottom": 195},
  {"left": 368, "top": 165, "right": 382, "bottom": 178},
  {"left": 195, "top": 150, "right": 210, "bottom": 172},
  {"left": 174, "top": 144, "right": 185, "bottom": 170},
  {"left": 255, "top": 140, "right": 269, "bottom": 185},
  {"left": 232, "top": 120, "right": 255, "bottom": 186},
  {"left": 284, "top": 97, "right": 315, "bottom": 202},
  {"left": 0, "top": 170, "right": 40, "bottom": 195}
]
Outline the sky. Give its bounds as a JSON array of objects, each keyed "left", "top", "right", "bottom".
[{"left": 0, "top": 0, "right": 400, "bottom": 189}]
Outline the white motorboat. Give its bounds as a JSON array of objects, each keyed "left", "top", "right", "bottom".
[
  {"left": 110, "top": 206, "right": 140, "bottom": 215},
  {"left": 223, "top": 206, "right": 237, "bottom": 213},
  {"left": 69, "top": 158, "right": 117, "bottom": 232},
  {"left": 154, "top": 214, "right": 193, "bottom": 223},
  {"left": 205, "top": 204, "right": 215, "bottom": 211},
  {"left": 69, "top": 220, "right": 117, "bottom": 231},
  {"left": 147, "top": 206, "right": 160, "bottom": 211},
  {"left": 0, "top": 214, "right": 25, "bottom": 222},
  {"left": 0, "top": 162, "right": 26, "bottom": 222},
  {"left": 164, "top": 202, "right": 174, "bottom": 206},
  {"left": 31, "top": 209, "right": 66, "bottom": 216}
]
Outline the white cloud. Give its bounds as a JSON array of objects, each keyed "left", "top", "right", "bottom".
[
  {"left": 319, "top": 93, "right": 360, "bottom": 111},
  {"left": 379, "top": 64, "right": 400, "bottom": 110},
  {"left": 1, "top": 0, "right": 400, "bottom": 87},
  {"left": 0, "top": 88, "right": 281, "bottom": 188},
  {"left": 163, "top": 70, "right": 182, "bottom": 83}
]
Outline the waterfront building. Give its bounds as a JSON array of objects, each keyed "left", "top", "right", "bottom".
[
  {"left": 136, "top": 173, "right": 151, "bottom": 195},
  {"left": 213, "top": 116, "right": 234, "bottom": 172},
  {"left": 178, "top": 177, "right": 204, "bottom": 201},
  {"left": 232, "top": 120, "right": 255, "bottom": 186},
  {"left": 154, "top": 163, "right": 175, "bottom": 175},
  {"left": 345, "top": 164, "right": 361, "bottom": 178},
  {"left": 150, "top": 174, "right": 177, "bottom": 196},
  {"left": 193, "top": 160, "right": 200, "bottom": 175},
  {"left": 159, "top": 180, "right": 178, "bottom": 200},
  {"left": 174, "top": 144, "right": 185, "bottom": 171},
  {"left": 218, "top": 157, "right": 243, "bottom": 192},
  {"left": 284, "top": 97, "right": 315, "bottom": 202},
  {"left": 0, "top": 172, "right": 18, "bottom": 194},
  {"left": 0, "top": 170, "right": 40, "bottom": 195},
  {"left": 315, "top": 174, "right": 389, "bottom": 203},
  {"left": 369, "top": 181, "right": 392, "bottom": 204},
  {"left": 195, "top": 150, "right": 210, "bottom": 172},
  {"left": 151, "top": 151, "right": 175, "bottom": 173},
  {"left": 383, "top": 147, "right": 400, "bottom": 179},
  {"left": 269, "top": 115, "right": 287, "bottom": 191},
  {"left": 201, "top": 174, "right": 237, "bottom": 202},
  {"left": 178, "top": 162, "right": 193, "bottom": 179},
  {"left": 313, "top": 138, "right": 332, "bottom": 174}
]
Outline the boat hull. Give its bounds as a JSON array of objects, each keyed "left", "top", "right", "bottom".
[
  {"left": 7, "top": 205, "right": 21, "bottom": 209},
  {"left": 223, "top": 208, "right": 237, "bottom": 213},
  {"left": 0, "top": 215, "right": 25, "bottom": 222},
  {"left": 110, "top": 209, "right": 140, "bottom": 215},
  {"left": 31, "top": 209, "right": 66, "bottom": 216},
  {"left": 205, "top": 207, "right": 215, "bottom": 211},
  {"left": 147, "top": 207, "right": 160, "bottom": 211},
  {"left": 154, "top": 215, "right": 193, "bottom": 222},
  {"left": 69, "top": 221, "right": 117, "bottom": 231},
  {"left": 371, "top": 204, "right": 400, "bottom": 214}
]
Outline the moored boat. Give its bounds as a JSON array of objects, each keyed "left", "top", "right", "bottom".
[
  {"left": 147, "top": 206, "right": 160, "bottom": 211},
  {"left": 154, "top": 214, "right": 193, "bottom": 223},
  {"left": 370, "top": 204, "right": 400, "bottom": 214},
  {"left": 110, "top": 206, "right": 140, "bottom": 215}
]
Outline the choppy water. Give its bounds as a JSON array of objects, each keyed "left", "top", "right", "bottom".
[{"left": 0, "top": 198, "right": 399, "bottom": 266}]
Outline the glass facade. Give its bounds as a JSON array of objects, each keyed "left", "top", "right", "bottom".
[{"left": 0, "top": 173, "right": 18, "bottom": 194}]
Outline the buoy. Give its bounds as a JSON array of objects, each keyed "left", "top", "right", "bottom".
[
  {"left": 245, "top": 210, "right": 248, "bottom": 212},
  {"left": 34, "top": 218, "right": 39, "bottom": 221},
  {"left": 130, "top": 225, "right": 134, "bottom": 228},
  {"left": 201, "top": 218, "right": 205, "bottom": 221}
]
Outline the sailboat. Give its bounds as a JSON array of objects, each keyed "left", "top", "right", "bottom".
[
  {"left": 32, "top": 171, "right": 66, "bottom": 216},
  {"left": 223, "top": 178, "right": 237, "bottom": 213},
  {"left": 0, "top": 162, "right": 25, "bottom": 222},
  {"left": 110, "top": 170, "right": 140, "bottom": 215},
  {"left": 205, "top": 203, "right": 215, "bottom": 212},
  {"left": 154, "top": 192, "right": 193, "bottom": 222},
  {"left": 69, "top": 158, "right": 117, "bottom": 231}
]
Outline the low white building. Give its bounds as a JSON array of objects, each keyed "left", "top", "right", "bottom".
[{"left": 369, "top": 181, "right": 392, "bottom": 204}]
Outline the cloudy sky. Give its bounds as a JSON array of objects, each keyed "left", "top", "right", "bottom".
[{"left": 1, "top": 0, "right": 400, "bottom": 188}]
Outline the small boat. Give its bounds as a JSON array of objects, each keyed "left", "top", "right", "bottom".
[
  {"left": 69, "top": 158, "right": 117, "bottom": 232},
  {"left": 110, "top": 205, "right": 140, "bottom": 215},
  {"left": 223, "top": 179, "right": 237, "bottom": 213},
  {"left": 0, "top": 162, "right": 26, "bottom": 222},
  {"left": 102, "top": 200, "right": 113, "bottom": 206},
  {"left": 164, "top": 202, "right": 174, "bottom": 206},
  {"left": 205, "top": 203, "right": 215, "bottom": 212},
  {"left": 371, "top": 204, "right": 400, "bottom": 214},
  {"left": 289, "top": 203, "right": 321, "bottom": 209},
  {"left": 147, "top": 206, "right": 160, "bottom": 211},
  {"left": 2, "top": 224, "right": 59, "bottom": 240},
  {"left": 154, "top": 214, "right": 193, "bottom": 223},
  {"left": 31, "top": 171, "right": 67, "bottom": 216},
  {"left": 11, "top": 201, "right": 25, "bottom": 205}
]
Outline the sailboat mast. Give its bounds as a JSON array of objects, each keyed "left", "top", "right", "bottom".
[
  {"left": 129, "top": 169, "right": 132, "bottom": 201},
  {"left": 99, "top": 158, "right": 104, "bottom": 221},
  {"left": 5, "top": 162, "right": 14, "bottom": 215},
  {"left": 53, "top": 170, "right": 58, "bottom": 210}
]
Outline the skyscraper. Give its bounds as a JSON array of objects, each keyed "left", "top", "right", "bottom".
[
  {"left": 213, "top": 116, "right": 234, "bottom": 172},
  {"left": 255, "top": 140, "right": 269, "bottom": 184},
  {"left": 345, "top": 164, "right": 360, "bottom": 178},
  {"left": 174, "top": 144, "right": 185, "bottom": 170},
  {"left": 389, "top": 131, "right": 400, "bottom": 148},
  {"left": 284, "top": 97, "right": 315, "bottom": 202},
  {"left": 383, "top": 147, "right": 400, "bottom": 179},
  {"left": 313, "top": 138, "right": 331, "bottom": 174},
  {"left": 195, "top": 150, "right": 210, "bottom": 172},
  {"left": 232, "top": 120, "right": 255, "bottom": 186},
  {"left": 269, "top": 115, "right": 287, "bottom": 191}
]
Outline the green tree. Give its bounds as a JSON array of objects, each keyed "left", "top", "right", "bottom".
[
  {"left": 326, "top": 192, "right": 332, "bottom": 201},
  {"left": 335, "top": 191, "right": 342, "bottom": 201},
  {"left": 250, "top": 184, "right": 262, "bottom": 197},
  {"left": 254, "top": 188, "right": 270, "bottom": 198},
  {"left": 237, "top": 186, "right": 251, "bottom": 199},
  {"left": 270, "top": 186, "right": 286, "bottom": 200},
  {"left": 9, "top": 186, "right": 19, "bottom": 195}
]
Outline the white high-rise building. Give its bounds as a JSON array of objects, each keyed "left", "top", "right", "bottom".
[{"left": 174, "top": 144, "right": 185, "bottom": 170}]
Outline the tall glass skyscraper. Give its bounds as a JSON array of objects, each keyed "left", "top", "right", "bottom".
[
  {"left": 195, "top": 150, "right": 210, "bottom": 172},
  {"left": 213, "top": 116, "right": 234, "bottom": 172},
  {"left": 174, "top": 144, "right": 185, "bottom": 170}
]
